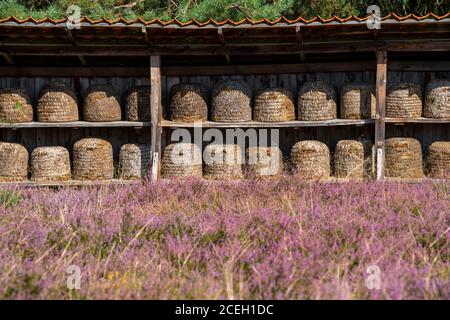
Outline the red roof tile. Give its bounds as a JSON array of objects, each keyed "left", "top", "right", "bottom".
[{"left": 0, "top": 12, "right": 448, "bottom": 27}]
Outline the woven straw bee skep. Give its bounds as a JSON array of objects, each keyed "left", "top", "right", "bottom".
[
  {"left": 298, "top": 81, "right": 337, "bottom": 121},
  {"left": 31, "top": 147, "right": 71, "bottom": 182},
  {"left": 424, "top": 80, "right": 450, "bottom": 119},
  {"left": 386, "top": 83, "right": 422, "bottom": 118},
  {"left": 169, "top": 83, "right": 209, "bottom": 122},
  {"left": 73, "top": 138, "right": 114, "bottom": 180},
  {"left": 212, "top": 80, "right": 252, "bottom": 122},
  {"left": 0, "top": 89, "right": 33, "bottom": 123},
  {"left": 426, "top": 142, "right": 450, "bottom": 178},
  {"left": 291, "top": 140, "right": 330, "bottom": 180},
  {"left": 161, "top": 143, "right": 202, "bottom": 179},
  {"left": 385, "top": 138, "right": 424, "bottom": 178},
  {"left": 245, "top": 146, "right": 283, "bottom": 178},
  {"left": 204, "top": 143, "right": 243, "bottom": 180},
  {"left": 37, "top": 82, "right": 79, "bottom": 122},
  {"left": 118, "top": 144, "right": 151, "bottom": 180},
  {"left": 125, "top": 86, "right": 151, "bottom": 121},
  {"left": 334, "top": 139, "right": 373, "bottom": 179},
  {"left": 340, "top": 84, "right": 376, "bottom": 119},
  {"left": 253, "top": 88, "right": 295, "bottom": 122},
  {"left": 0, "top": 142, "right": 28, "bottom": 181},
  {"left": 83, "top": 84, "right": 121, "bottom": 121}
]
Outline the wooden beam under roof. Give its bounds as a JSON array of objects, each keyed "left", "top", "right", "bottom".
[
  {"left": 0, "top": 61, "right": 449, "bottom": 77},
  {"left": 1, "top": 39, "right": 449, "bottom": 56}
]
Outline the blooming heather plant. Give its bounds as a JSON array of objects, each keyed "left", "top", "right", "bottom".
[{"left": 0, "top": 177, "right": 448, "bottom": 299}]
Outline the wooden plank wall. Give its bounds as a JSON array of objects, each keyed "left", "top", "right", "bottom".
[{"left": 0, "top": 77, "right": 151, "bottom": 160}]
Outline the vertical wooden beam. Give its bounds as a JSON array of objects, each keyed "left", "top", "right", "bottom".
[
  {"left": 375, "top": 49, "right": 387, "bottom": 180},
  {"left": 78, "top": 56, "right": 88, "bottom": 66},
  {"left": 295, "top": 26, "right": 306, "bottom": 62},
  {"left": 218, "top": 28, "right": 231, "bottom": 64},
  {"left": 150, "top": 55, "right": 162, "bottom": 182},
  {"left": 66, "top": 28, "right": 87, "bottom": 66},
  {"left": 1, "top": 52, "right": 14, "bottom": 65},
  {"left": 142, "top": 26, "right": 151, "bottom": 45}
]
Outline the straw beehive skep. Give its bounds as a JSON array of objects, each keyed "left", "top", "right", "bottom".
[
  {"left": 298, "top": 81, "right": 337, "bottom": 121},
  {"left": 426, "top": 141, "right": 450, "bottom": 179},
  {"left": 253, "top": 88, "right": 295, "bottom": 122},
  {"left": 212, "top": 80, "right": 252, "bottom": 122},
  {"left": 245, "top": 146, "right": 283, "bottom": 178},
  {"left": 385, "top": 138, "right": 424, "bottom": 178},
  {"left": 291, "top": 140, "right": 330, "bottom": 180},
  {"left": 125, "top": 86, "right": 151, "bottom": 121},
  {"left": 0, "top": 88, "right": 33, "bottom": 123},
  {"left": 334, "top": 139, "right": 373, "bottom": 179},
  {"left": 386, "top": 83, "right": 422, "bottom": 118},
  {"left": 37, "top": 82, "right": 79, "bottom": 122},
  {"left": 31, "top": 147, "right": 71, "bottom": 182},
  {"left": 204, "top": 143, "right": 243, "bottom": 180},
  {"left": 161, "top": 142, "right": 203, "bottom": 179},
  {"left": 0, "top": 142, "right": 28, "bottom": 181},
  {"left": 73, "top": 138, "right": 114, "bottom": 180},
  {"left": 424, "top": 80, "right": 450, "bottom": 119},
  {"left": 83, "top": 84, "right": 121, "bottom": 121},
  {"left": 118, "top": 143, "right": 151, "bottom": 180},
  {"left": 340, "top": 84, "right": 376, "bottom": 119},
  {"left": 169, "top": 83, "right": 209, "bottom": 122}
]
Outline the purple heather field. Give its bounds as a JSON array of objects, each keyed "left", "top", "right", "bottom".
[{"left": 0, "top": 177, "right": 449, "bottom": 299}]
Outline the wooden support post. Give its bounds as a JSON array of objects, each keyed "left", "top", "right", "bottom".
[
  {"left": 1, "top": 52, "right": 14, "bottom": 65},
  {"left": 150, "top": 55, "right": 162, "bottom": 182},
  {"left": 295, "top": 26, "right": 306, "bottom": 62},
  {"left": 375, "top": 49, "right": 387, "bottom": 180},
  {"left": 218, "top": 28, "right": 231, "bottom": 64},
  {"left": 66, "top": 28, "right": 87, "bottom": 66},
  {"left": 142, "top": 26, "right": 151, "bottom": 45},
  {"left": 78, "top": 56, "right": 88, "bottom": 66}
]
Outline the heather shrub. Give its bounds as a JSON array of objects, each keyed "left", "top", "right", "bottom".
[{"left": 0, "top": 177, "right": 448, "bottom": 299}]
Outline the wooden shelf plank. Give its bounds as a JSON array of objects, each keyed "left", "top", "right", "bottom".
[
  {"left": 0, "top": 179, "right": 142, "bottom": 187},
  {"left": 385, "top": 117, "right": 450, "bottom": 124},
  {"left": 1, "top": 177, "right": 445, "bottom": 187},
  {"left": 162, "top": 119, "right": 374, "bottom": 128},
  {"left": 0, "top": 121, "right": 151, "bottom": 128}
]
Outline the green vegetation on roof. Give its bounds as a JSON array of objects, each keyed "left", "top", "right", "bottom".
[{"left": 0, "top": 0, "right": 448, "bottom": 22}]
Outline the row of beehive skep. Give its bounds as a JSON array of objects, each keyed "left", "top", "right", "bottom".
[
  {"left": 386, "top": 80, "right": 450, "bottom": 119},
  {"left": 0, "top": 82, "right": 151, "bottom": 123},
  {"left": 168, "top": 79, "right": 449, "bottom": 122},
  {"left": 160, "top": 139, "right": 450, "bottom": 180},
  {"left": 1, "top": 79, "right": 447, "bottom": 124},
  {"left": 0, "top": 140, "right": 151, "bottom": 182}
]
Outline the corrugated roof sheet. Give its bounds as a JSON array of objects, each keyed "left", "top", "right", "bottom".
[{"left": 0, "top": 12, "right": 449, "bottom": 27}]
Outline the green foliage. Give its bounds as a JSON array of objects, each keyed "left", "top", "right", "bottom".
[
  {"left": 0, "top": 190, "right": 22, "bottom": 208},
  {"left": 0, "top": 0, "right": 448, "bottom": 21},
  {"left": 0, "top": 0, "right": 28, "bottom": 18}
]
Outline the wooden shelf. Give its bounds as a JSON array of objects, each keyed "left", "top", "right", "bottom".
[
  {"left": 162, "top": 119, "right": 374, "bottom": 128},
  {"left": 385, "top": 117, "right": 450, "bottom": 124},
  {"left": 384, "top": 177, "right": 449, "bottom": 183},
  {"left": 2, "top": 177, "right": 445, "bottom": 187},
  {"left": 0, "top": 121, "right": 151, "bottom": 129},
  {"left": 0, "top": 179, "right": 142, "bottom": 187}
]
